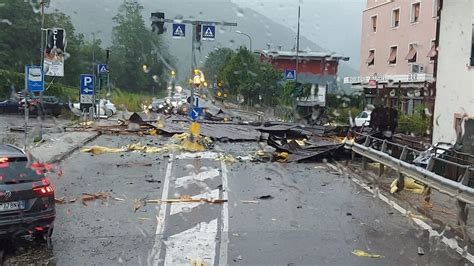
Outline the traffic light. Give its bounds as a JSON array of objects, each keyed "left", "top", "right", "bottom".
[
  {"left": 151, "top": 12, "right": 165, "bottom": 34},
  {"left": 195, "top": 24, "right": 201, "bottom": 42}
]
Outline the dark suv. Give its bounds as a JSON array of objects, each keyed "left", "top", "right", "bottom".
[{"left": 0, "top": 144, "right": 55, "bottom": 246}]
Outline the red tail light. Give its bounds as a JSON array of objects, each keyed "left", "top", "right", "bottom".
[{"left": 33, "top": 185, "right": 54, "bottom": 196}]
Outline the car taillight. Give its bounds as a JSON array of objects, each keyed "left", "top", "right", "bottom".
[{"left": 33, "top": 185, "right": 54, "bottom": 196}]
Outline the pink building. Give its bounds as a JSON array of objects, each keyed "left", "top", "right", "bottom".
[{"left": 345, "top": 0, "right": 440, "bottom": 114}]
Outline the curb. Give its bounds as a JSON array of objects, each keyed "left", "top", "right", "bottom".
[{"left": 47, "top": 132, "right": 101, "bottom": 164}]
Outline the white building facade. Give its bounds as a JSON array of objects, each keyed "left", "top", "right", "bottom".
[{"left": 432, "top": 0, "right": 474, "bottom": 144}]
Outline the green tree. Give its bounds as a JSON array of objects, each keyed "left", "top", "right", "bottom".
[
  {"left": 218, "top": 47, "right": 282, "bottom": 106},
  {"left": 0, "top": 0, "right": 42, "bottom": 72},
  {"left": 203, "top": 48, "right": 235, "bottom": 84},
  {"left": 109, "top": 0, "right": 169, "bottom": 92}
]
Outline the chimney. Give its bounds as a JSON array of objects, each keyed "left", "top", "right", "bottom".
[{"left": 278, "top": 45, "right": 282, "bottom": 51}]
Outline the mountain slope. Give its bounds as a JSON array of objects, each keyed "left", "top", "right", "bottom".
[{"left": 49, "top": 0, "right": 357, "bottom": 86}]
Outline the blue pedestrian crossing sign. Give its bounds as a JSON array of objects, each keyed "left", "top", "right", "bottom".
[
  {"left": 202, "top": 25, "right": 216, "bottom": 40},
  {"left": 285, "top": 70, "right": 296, "bottom": 80},
  {"left": 172, "top": 23, "right": 186, "bottom": 38},
  {"left": 97, "top": 64, "right": 108, "bottom": 75}
]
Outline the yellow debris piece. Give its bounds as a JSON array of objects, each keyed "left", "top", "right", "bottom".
[
  {"left": 181, "top": 139, "right": 206, "bottom": 152},
  {"left": 172, "top": 133, "right": 190, "bottom": 142},
  {"left": 216, "top": 154, "right": 236, "bottom": 164},
  {"left": 126, "top": 143, "right": 168, "bottom": 153},
  {"left": 149, "top": 128, "right": 158, "bottom": 136},
  {"left": 294, "top": 139, "right": 306, "bottom": 147},
  {"left": 81, "top": 143, "right": 183, "bottom": 155},
  {"left": 276, "top": 152, "right": 289, "bottom": 163},
  {"left": 80, "top": 146, "right": 126, "bottom": 155},
  {"left": 390, "top": 176, "right": 425, "bottom": 194},
  {"left": 79, "top": 121, "right": 94, "bottom": 127},
  {"left": 352, "top": 249, "right": 383, "bottom": 258}
]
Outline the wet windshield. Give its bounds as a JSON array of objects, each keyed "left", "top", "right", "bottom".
[{"left": 0, "top": 0, "right": 473, "bottom": 265}]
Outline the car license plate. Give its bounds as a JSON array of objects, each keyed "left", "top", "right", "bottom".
[{"left": 0, "top": 201, "right": 25, "bottom": 212}]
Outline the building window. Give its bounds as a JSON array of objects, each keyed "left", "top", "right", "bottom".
[
  {"left": 366, "top": 97, "right": 374, "bottom": 105},
  {"left": 392, "top": 8, "right": 400, "bottom": 28},
  {"left": 427, "top": 40, "right": 437, "bottom": 61},
  {"left": 432, "top": 0, "right": 440, "bottom": 18},
  {"left": 371, "top": 15, "right": 377, "bottom": 32},
  {"left": 405, "top": 43, "right": 417, "bottom": 63},
  {"left": 388, "top": 46, "right": 398, "bottom": 64},
  {"left": 411, "top": 2, "right": 421, "bottom": 23},
  {"left": 366, "top": 50, "right": 375, "bottom": 66}
]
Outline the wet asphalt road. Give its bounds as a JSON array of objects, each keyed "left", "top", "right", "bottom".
[{"left": 2, "top": 135, "right": 471, "bottom": 265}]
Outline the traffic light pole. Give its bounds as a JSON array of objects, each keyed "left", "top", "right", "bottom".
[{"left": 154, "top": 16, "right": 237, "bottom": 111}]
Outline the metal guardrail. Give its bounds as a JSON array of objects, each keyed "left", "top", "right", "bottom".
[{"left": 347, "top": 133, "right": 474, "bottom": 237}]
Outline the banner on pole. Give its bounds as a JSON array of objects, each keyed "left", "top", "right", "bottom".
[{"left": 43, "top": 28, "right": 66, "bottom": 77}]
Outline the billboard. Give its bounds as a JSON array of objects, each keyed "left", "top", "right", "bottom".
[{"left": 43, "top": 28, "right": 66, "bottom": 77}]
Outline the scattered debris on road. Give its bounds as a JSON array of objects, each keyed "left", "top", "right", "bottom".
[
  {"left": 390, "top": 176, "right": 425, "bottom": 194},
  {"left": 146, "top": 195, "right": 227, "bottom": 204},
  {"left": 257, "top": 195, "right": 274, "bottom": 200},
  {"left": 116, "top": 162, "right": 153, "bottom": 167},
  {"left": 55, "top": 197, "right": 66, "bottom": 204},
  {"left": 241, "top": 200, "right": 259, "bottom": 204},
  {"left": 133, "top": 198, "right": 142, "bottom": 212},
  {"left": 417, "top": 247, "right": 425, "bottom": 256},
  {"left": 80, "top": 192, "right": 121, "bottom": 206},
  {"left": 352, "top": 249, "right": 384, "bottom": 258},
  {"left": 216, "top": 153, "right": 236, "bottom": 164}
]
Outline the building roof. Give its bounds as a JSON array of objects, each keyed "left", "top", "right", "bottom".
[{"left": 258, "top": 50, "right": 349, "bottom": 61}]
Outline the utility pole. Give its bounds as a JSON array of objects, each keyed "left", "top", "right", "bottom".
[
  {"left": 295, "top": 5, "right": 301, "bottom": 81},
  {"left": 36, "top": 0, "right": 47, "bottom": 144},
  {"left": 106, "top": 49, "right": 111, "bottom": 96}
]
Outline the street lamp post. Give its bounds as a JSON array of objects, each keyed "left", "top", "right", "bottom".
[{"left": 236, "top": 30, "right": 252, "bottom": 51}]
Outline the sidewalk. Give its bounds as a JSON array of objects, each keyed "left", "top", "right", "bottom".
[{"left": 29, "top": 131, "right": 100, "bottom": 163}]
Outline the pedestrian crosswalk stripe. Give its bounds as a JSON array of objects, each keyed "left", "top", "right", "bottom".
[
  {"left": 170, "top": 189, "right": 220, "bottom": 215},
  {"left": 164, "top": 219, "right": 218, "bottom": 266},
  {"left": 175, "top": 168, "right": 220, "bottom": 188}
]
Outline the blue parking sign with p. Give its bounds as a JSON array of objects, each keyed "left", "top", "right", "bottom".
[{"left": 80, "top": 74, "right": 95, "bottom": 95}]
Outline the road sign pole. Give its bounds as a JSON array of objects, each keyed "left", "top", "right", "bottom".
[
  {"left": 38, "top": 1, "right": 47, "bottom": 141},
  {"left": 23, "top": 66, "right": 29, "bottom": 150},
  {"left": 190, "top": 24, "right": 196, "bottom": 111}
]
